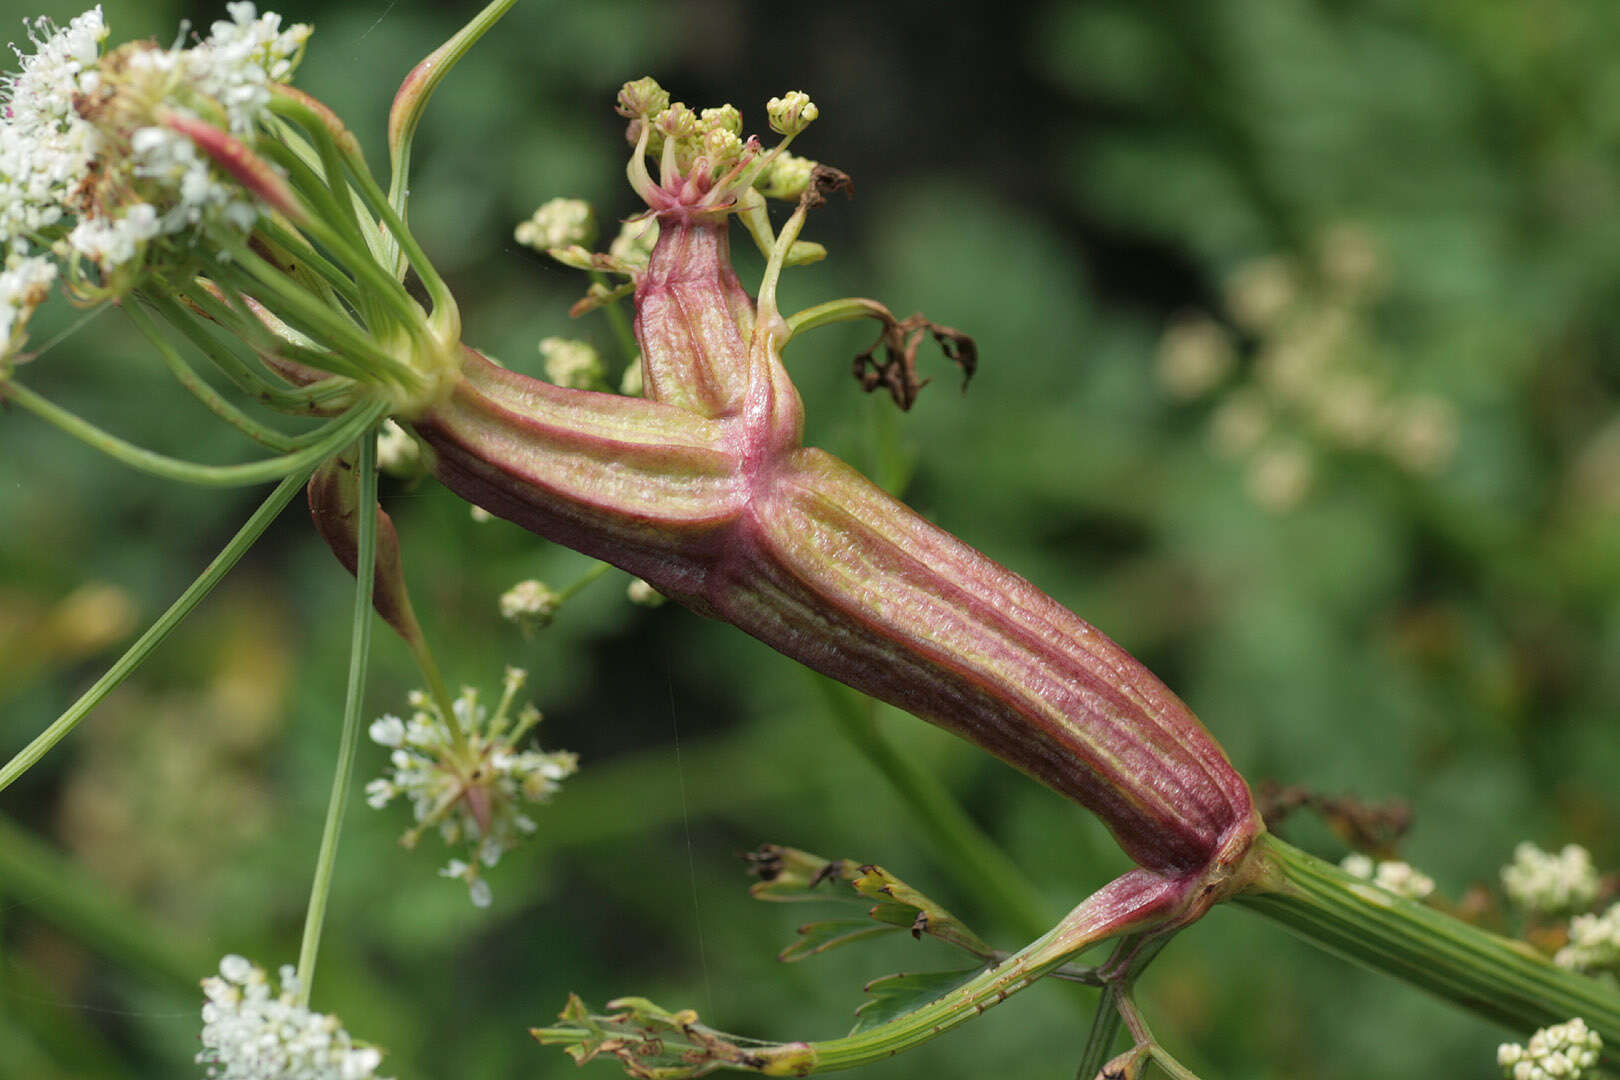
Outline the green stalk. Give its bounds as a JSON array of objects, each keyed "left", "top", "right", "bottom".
[
  {"left": 0, "top": 468, "right": 313, "bottom": 793},
  {"left": 385, "top": 0, "right": 521, "bottom": 270},
  {"left": 253, "top": 215, "right": 367, "bottom": 312},
  {"left": 152, "top": 292, "right": 347, "bottom": 411},
  {"left": 126, "top": 302, "right": 304, "bottom": 452},
  {"left": 0, "top": 381, "right": 385, "bottom": 487},
  {"left": 589, "top": 269, "right": 641, "bottom": 369},
  {"left": 295, "top": 427, "right": 379, "bottom": 1004},
  {"left": 212, "top": 238, "right": 417, "bottom": 384},
  {"left": 1075, "top": 988, "right": 1125, "bottom": 1080},
  {"left": 1236, "top": 834, "right": 1620, "bottom": 1047}
]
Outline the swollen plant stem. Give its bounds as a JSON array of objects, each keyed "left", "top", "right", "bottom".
[
  {"left": 1237, "top": 833, "right": 1620, "bottom": 1051},
  {"left": 296, "top": 427, "right": 379, "bottom": 1005},
  {"left": 0, "top": 468, "right": 314, "bottom": 794}
]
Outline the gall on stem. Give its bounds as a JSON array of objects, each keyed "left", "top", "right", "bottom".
[{"left": 413, "top": 79, "right": 1266, "bottom": 927}]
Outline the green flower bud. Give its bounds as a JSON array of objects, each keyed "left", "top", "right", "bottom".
[
  {"left": 766, "top": 90, "right": 818, "bottom": 136},
  {"left": 615, "top": 76, "right": 669, "bottom": 119}
]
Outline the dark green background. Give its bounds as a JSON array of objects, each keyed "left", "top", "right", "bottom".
[{"left": 2, "top": 1, "right": 1618, "bottom": 1077}]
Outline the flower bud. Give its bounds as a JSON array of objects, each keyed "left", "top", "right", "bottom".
[
  {"left": 616, "top": 76, "right": 669, "bottom": 119},
  {"left": 766, "top": 90, "right": 818, "bottom": 136}
]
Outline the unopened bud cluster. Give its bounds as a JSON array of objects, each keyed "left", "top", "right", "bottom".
[
  {"left": 1556, "top": 902, "right": 1620, "bottom": 975},
  {"left": 197, "top": 954, "right": 389, "bottom": 1080},
  {"left": 500, "top": 579, "right": 563, "bottom": 630},
  {"left": 1497, "top": 1018, "right": 1601, "bottom": 1080},
  {"left": 1340, "top": 853, "right": 1436, "bottom": 901},
  {"left": 1502, "top": 843, "right": 1601, "bottom": 917},
  {"left": 365, "top": 669, "right": 578, "bottom": 907},
  {"left": 539, "top": 337, "right": 605, "bottom": 390},
  {"left": 515, "top": 197, "right": 596, "bottom": 252}
]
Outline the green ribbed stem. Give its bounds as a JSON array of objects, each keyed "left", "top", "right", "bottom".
[
  {"left": 295, "top": 427, "right": 379, "bottom": 1004},
  {"left": 1236, "top": 834, "right": 1620, "bottom": 1049}
]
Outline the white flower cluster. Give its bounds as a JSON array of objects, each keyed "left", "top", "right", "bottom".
[
  {"left": 539, "top": 337, "right": 604, "bottom": 390},
  {"left": 1502, "top": 843, "right": 1601, "bottom": 917},
  {"left": 0, "top": 4, "right": 308, "bottom": 294},
  {"left": 1556, "top": 902, "right": 1620, "bottom": 975},
  {"left": 500, "top": 578, "right": 562, "bottom": 628},
  {"left": 1497, "top": 1018, "right": 1601, "bottom": 1080},
  {"left": 365, "top": 668, "right": 579, "bottom": 908},
  {"left": 514, "top": 197, "right": 596, "bottom": 251},
  {"left": 0, "top": 244, "right": 58, "bottom": 362},
  {"left": 197, "top": 954, "right": 390, "bottom": 1080},
  {"left": 1340, "top": 853, "right": 1436, "bottom": 901},
  {"left": 0, "top": 7, "right": 106, "bottom": 240}
]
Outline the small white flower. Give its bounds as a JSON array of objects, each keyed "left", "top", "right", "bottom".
[
  {"left": 1340, "top": 853, "right": 1374, "bottom": 880},
  {"left": 539, "top": 337, "right": 604, "bottom": 390},
  {"left": 374, "top": 420, "right": 421, "bottom": 476},
  {"left": 1555, "top": 902, "right": 1620, "bottom": 975},
  {"left": 514, "top": 197, "right": 596, "bottom": 251},
  {"left": 627, "top": 578, "right": 665, "bottom": 607},
  {"left": 1497, "top": 1018, "right": 1601, "bottom": 1080},
  {"left": 1340, "top": 854, "right": 1435, "bottom": 900},
  {"left": 500, "top": 579, "right": 562, "bottom": 628},
  {"left": 1372, "top": 861, "right": 1435, "bottom": 901},
  {"left": 1502, "top": 843, "right": 1600, "bottom": 917},
  {"left": 196, "top": 954, "right": 391, "bottom": 1080},
  {"left": 368, "top": 674, "right": 579, "bottom": 908},
  {"left": 0, "top": 247, "right": 57, "bottom": 362},
  {"left": 368, "top": 715, "right": 406, "bottom": 748}
]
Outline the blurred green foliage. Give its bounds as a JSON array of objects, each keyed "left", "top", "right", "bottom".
[{"left": 2, "top": 1, "right": 1619, "bottom": 1078}]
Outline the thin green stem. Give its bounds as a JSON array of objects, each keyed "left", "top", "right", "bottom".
[
  {"left": 152, "top": 290, "right": 345, "bottom": 411},
  {"left": 558, "top": 559, "right": 613, "bottom": 602},
  {"left": 296, "top": 427, "right": 379, "bottom": 1004},
  {"left": 1, "top": 381, "right": 385, "bottom": 486},
  {"left": 254, "top": 215, "right": 367, "bottom": 311},
  {"left": 386, "top": 0, "right": 521, "bottom": 266},
  {"left": 785, "top": 296, "right": 889, "bottom": 339},
  {"left": 1236, "top": 834, "right": 1620, "bottom": 1049},
  {"left": 756, "top": 200, "right": 810, "bottom": 323},
  {"left": 0, "top": 469, "right": 312, "bottom": 793},
  {"left": 811, "top": 678, "right": 1055, "bottom": 940},
  {"left": 213, "top": 238, "right": 417, "bottom": 386},
  {"left": 1076, "top": 988, "right": 1125, "bottom": 1080},
  {"left": 126, "top": 302, "right": 303, "bottom": 452},
  {"left": 589, "top": 270, "right": 641, "bottom": 368}
]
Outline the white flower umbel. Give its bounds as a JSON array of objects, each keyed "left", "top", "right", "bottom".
[
  {"left": 366, "top": 668, "right": 578, "bottom": 907},
  {"left": 1555, "top": 902, "right": 1620, "bottom": 975},
  {"left": 1502, "top": 843, "right": 1601, "bottom": 917},
  {"left": 514, "top": 197, "right": 596, "bottom": 251},
  {"left": 0, "top": 8, "right": 107, "bottom": 239},
  {"left": 1497, "top": 1018, "right": 1601, "bottom": 1080},
  {"left": 0, "top": 4, "right": 309, "bottom": 298},
  {"left": 197, "top": 954, "right": 391, "bottom": 1080}
]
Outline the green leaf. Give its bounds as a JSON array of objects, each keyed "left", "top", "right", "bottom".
[{"left": 851, "top": 968, "right": 986, "bottom": 1034}]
